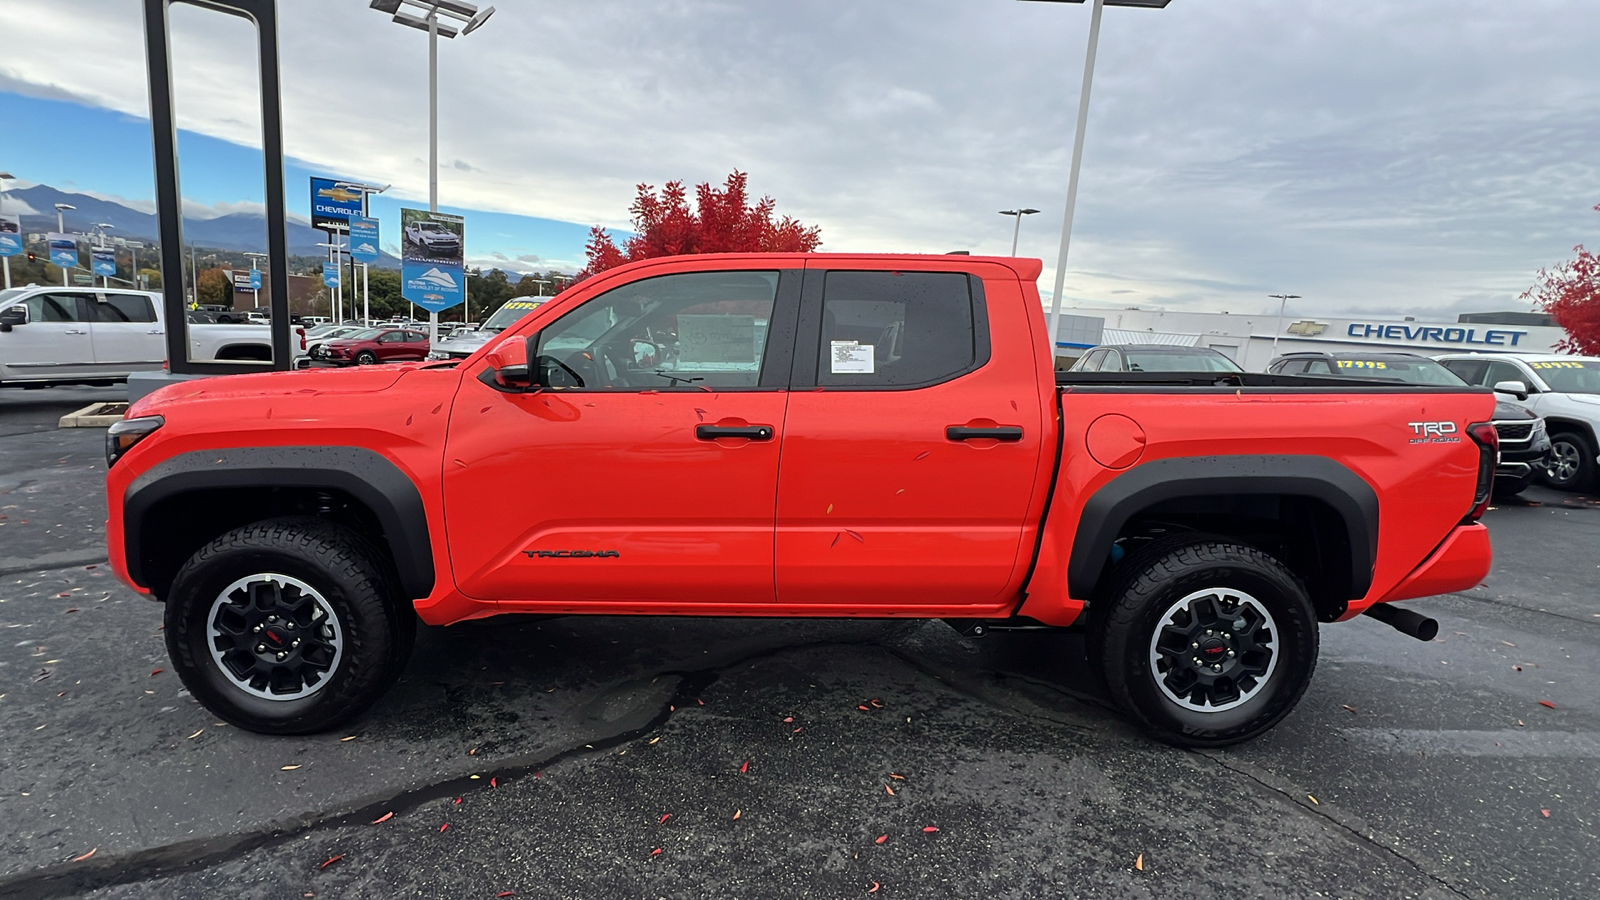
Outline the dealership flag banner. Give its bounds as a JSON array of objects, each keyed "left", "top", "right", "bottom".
[
  {"left": 322, "top": 262, "right": 341, "bottom": 289},
  {"left": 399, "top": 207, "right": 465, "bottom": 312},
  {"left": 0, "top": 215, "right": 21, "bottom": 256},
  {"left": 349, "top": 216, "right": 381, "bottom": 264},
  {"left": 249, "top": 268, "right": 262, "bottom": 290},
  {"left": 310, "top": 177, "right": 363, "bottom": 232},
  {"left": 47, "top": 233, "right": 78, "bottom": 269},
  {"left": 91, "top": 246, "right": 116, "bottom": 276}
]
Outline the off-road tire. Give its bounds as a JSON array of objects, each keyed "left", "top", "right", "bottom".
[
  {"left": 165, "top": 517, "right": 413, "bottom": 735},
  {"left": 1091, "top": 539, "right": 1318, "bottom": 748}
]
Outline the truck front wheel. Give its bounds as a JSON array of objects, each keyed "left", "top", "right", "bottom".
[
  {"left": 1092, "top": 540, "right": 1318, "bottom": 748},
  {"left": 164, "top": 517, "right": 413, "bottom": 735}
]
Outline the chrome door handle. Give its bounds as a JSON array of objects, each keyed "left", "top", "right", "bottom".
[
  {"left": 147, "top": 330, "right": 164, "bottom": 335},
  {"left": 64, "top": 329, "right": 88, "bottom": 335}
]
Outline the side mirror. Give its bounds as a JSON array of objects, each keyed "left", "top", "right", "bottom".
[
  {"left": 0, "top": 305, "right": 26, "bottom": 332},
  {"left": 1493, "top": 380, "right": 1529, "bottom": 401},
  {"left": 479, "top": 335, "right": 533, "bottom": 393}
]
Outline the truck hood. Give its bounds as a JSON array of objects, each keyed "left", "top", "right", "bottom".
[{"left": 129, "top": 366, "right": 410, "bottom": 418}]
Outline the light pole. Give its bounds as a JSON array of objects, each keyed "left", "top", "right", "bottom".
[
  {"left": 1269, "top": 294, "right": 1302, "bottom": 355},
  {"left": 999, "top": 208, "right": 1040, "bottom": 256},
  {"left": 93, "top": 223, "right": 115, "bottom": 287},
  {"left": 54, "top": 203, "right": 76, "bottom": 286},
  {"left": 370, "top": 0, "right": 496, "bottom": 346},
  {"left": 1021, "top": 0, "right": 1174, "bottom": 360},
  {"left": 126, "top": 241, "right": 145, "bottom": 289},
  {"left": 0, "top": 171, "right": 13, "bottom": 290},
  {"left": 245, "top": 251, "right": 268, "bottom": 312}
]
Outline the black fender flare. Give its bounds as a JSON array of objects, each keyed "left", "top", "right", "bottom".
[
  {"left": 123, "top": 446, "right": 435, "bottom": 598},
  {"left": 1067, "top": 455, "right": 1378, "bottom": 601}
]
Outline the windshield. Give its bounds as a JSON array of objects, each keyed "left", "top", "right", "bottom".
[
  {"left": 481, "top": 298, "right": 545, "bottom": 333},
  {"left": 335, "top": 328, "right": 385, "bottom": 342},
  {"left": 1334, "top": 358, "right": 1466, "bottom": 385},
  {"left": 1124, "top": 350, "right": 1243, "bottom": 373},
  {"left": 1529, "top": 360, "right": 1600, "bottom": 393},
  {"left": 0, "top": 288, "right": 27, "bottom": 306}
]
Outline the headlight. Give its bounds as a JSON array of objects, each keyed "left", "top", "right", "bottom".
[
  {"left": 106, "top": 416, "right": 164, "bottom": 467},
  {"left": 1533, "top": 418, "right": 1547, "bottom": 435}
]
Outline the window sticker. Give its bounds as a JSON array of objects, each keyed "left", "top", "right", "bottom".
[{"left": 831, "top": 340, "right": 875, "bottom": 374}]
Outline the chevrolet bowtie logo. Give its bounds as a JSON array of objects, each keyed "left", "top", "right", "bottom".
[{"left": 1286, "top": 320, "right": 1327, "bottom": 336}]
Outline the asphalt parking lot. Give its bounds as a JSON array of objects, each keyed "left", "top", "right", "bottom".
[{"left": 1, "top": 386, "right": 1596, "bottom": 900}]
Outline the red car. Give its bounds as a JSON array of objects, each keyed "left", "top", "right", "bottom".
[
  {"left": 320, "top": 327, "right": 430, "bottom": 365},
  {"left": 104, "top": 253, "right": 1496, "bottom": 746}
]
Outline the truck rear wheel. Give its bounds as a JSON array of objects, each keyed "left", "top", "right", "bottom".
[
  {"left": 1092, "top": 540, "right": 1318, "bottom": 748},
  {"left": 164, "top": 517, "right": 412, "bottom": 735}
]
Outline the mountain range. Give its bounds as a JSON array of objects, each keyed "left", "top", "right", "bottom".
[{"left": 1, "top": 183, "right": 401, "bottom": 266}]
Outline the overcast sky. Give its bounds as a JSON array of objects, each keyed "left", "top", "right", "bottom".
[{"left": 2, "top": 0, "right": 1598, "bottom": 316}]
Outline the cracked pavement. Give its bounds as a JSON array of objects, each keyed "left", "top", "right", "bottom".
[{"left": 1, "top": 386, "right": 1596, "bottom": 899}]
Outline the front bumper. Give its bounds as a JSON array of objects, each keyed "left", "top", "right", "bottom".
[{"left": 1493, "top": 420, "right": 1551, "bottom": 482}]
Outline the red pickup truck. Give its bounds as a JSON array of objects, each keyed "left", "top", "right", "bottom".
[{"left": 105, "top": 254, "right": 1496, "bottom": 747}]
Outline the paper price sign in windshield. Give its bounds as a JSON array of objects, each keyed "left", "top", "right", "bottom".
[{"left": 830, "top": 340, "right": 874, "bottom": 374}]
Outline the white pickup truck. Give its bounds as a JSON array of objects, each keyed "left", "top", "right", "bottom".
[{"left": 0, "top": 285, "right": 306, "bottom": 387}]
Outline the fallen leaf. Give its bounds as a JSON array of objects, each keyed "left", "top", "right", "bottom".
[
  {"left": 371, "top": 812, "right": 394, "bottom": 824},
  {"left": 1541, "top": 809, "right": 1551, "bottom": 818},
  {"left": 491, "top": 777, "right": 498, "bottom": 788},
  {"left": 1517, "top": 719, "right": 1525, "bottom": 727},
  {"left": 496, "top": 894, "right": 516, "bottom": 898},
  {"left": 439, "top": 822, "right": 449, "bottom": 832},
  {"left": 319, "top": 854, "right": 343, "bottom": 869},
  {"left": 869, "top": 699, "right": 883, "bottom": 708},
  {"left": 150, "top": 668, "right": 163, "bottom": 677},
  {"left": 1308, "top": 794, "right": 1319, "bottom": 805},
  {"left": 469, "top": 748, "right": 478, "bottom": 756},
  {"left": 858, "top": 705, "right": 870, "bottom": 711},
  {"left": 281, "top": 765, "right": 302, "bottom": 771},
  {"left": 340, "top": 735, "right": 357, "bottom": 742},
  {"left": 732, "top": 809, "right": 742, "bottom": 820},
  {"left": 868, "top": 883, "right": 880, "bottom": 894},
  {"left": 875, "top": 834, "right": 888, "bottom": 844},
  {"left": 740, "top": 760, "right": 750, "bottom": 774},
  {"left": 697, "top": 698, "right": 704, "bottom": 706},
  {"left": 783, "top": 717, "right": 794, "bottom": 723},
  {"left": 187, "top": 729, "right": 204, "bottom": 739},
  {"left": 72, "top": 847, "right": 97, "bottom": 862},
  {"left": 649, "top": 737, "right": 661, "bottom": 745},
  {"left": 1501, "top": 640, "right": 1516, "bottom": 647},
  {"left": 794, "top": 727, "right": 803, "bottom": 733},
  {"left": 650, "top": 848, "right": 662, "bottom": 857},
  {"left": 1539, "top": 700, "right": 1557, "bottom": 709},
  {"left": 923, "top": 826, "right": 939, "bottom": 833},
  {"left": 659, "top": 813, "right": 671, "bottom": 824},
  {"left": 889, "top": 774, "right": 905, "bottom": 780},
  {"left": 454, "top": 797, "right": 462, "bottom": 805},
  {"left": 1341, "top": 704, "right": 1357, "bottom": 714},
  {"left": 885, "top": 785, "right": 895, "bottom": 796},
  {"left": 1135, "top": 854, "right": 1144, "bottom": 872}
]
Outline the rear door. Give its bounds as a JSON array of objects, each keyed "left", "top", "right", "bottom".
[
  {"left": 86, "top": 291, "right": 164, "bottom": 375},
  {"left": 0, "top": 291, "right": 97, "bottom": 382},
  {"left": 773, "top": 262, "right": 1051, "bottom": 611},
  {"left": 443, "top": 263, "right": 800, "bottom": 606}
]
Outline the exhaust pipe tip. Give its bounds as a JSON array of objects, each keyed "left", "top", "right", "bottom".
[{"left": 1363, "top": 603, "right": 1439, "bottom": 642}]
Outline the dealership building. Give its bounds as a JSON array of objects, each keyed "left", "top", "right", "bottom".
[{"left": 1052, "top": 307, "right": 1568, "bottom": 371}]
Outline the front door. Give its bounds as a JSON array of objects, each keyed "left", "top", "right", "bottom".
[
  {"left": 774, "top": 264, "right": 1050, "bottom": 611},
  {"left": 86, "top": 291, "right": 164, "bottom": 375},
  {"left": 443, "top": 265, "right": 800, "bottom": 607},
  {"left": 0, "top": 291, "right": 97, "bottom": 382}
]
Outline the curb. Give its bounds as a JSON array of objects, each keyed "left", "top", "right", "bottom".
[{"left": 58, "top": 402, "right": 129, "bottom": 428}]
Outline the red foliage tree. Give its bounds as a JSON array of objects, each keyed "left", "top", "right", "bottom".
[
  {"left": 1525, "top": 202, "right": 1600, "bottom": 355},
  {"left": 580, "top": 171, "right": 821, "bottom": 278}
]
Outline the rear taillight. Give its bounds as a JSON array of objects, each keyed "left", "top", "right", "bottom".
[
  {"left": 1465, "top": 421, "right": 1498, "bottom": 521},
  {"left": 297, "top": 327, "right": 307, "bottom": 350}
]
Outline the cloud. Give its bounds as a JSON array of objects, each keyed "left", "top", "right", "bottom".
[{"left": 2, "top": 0, "right": 1598, "bottom": 315}]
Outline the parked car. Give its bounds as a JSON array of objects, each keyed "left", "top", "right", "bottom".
[
  {"left": 1069, "top": 343, "right": 1243, "bottom": 373},
  {"left": 106, "top": 254, "right": 1496, "bottom": 748},
  {"left": 0, "top": 286, "right": 306, "bottom": 387},
  {"left": 1268, "top": 351, "right": 1551, "bottom": 496},
  {"left": 319, "top": 327, "right": 430, "bottom": 366},
  {"left": 429, "top": 297, "right": 546, "bottom": 360},
  {"left": 1436, "top": 353, "right": 1600, "bottom": 493},
  {"left": 303, "top": 324, "right": 369, "bottom": 362}
]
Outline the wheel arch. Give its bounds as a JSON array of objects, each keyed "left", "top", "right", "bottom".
[
  {"left": 1069, "top": 455, "right": 1378, "bottom": 620},
  {"left": 123, "top": 446, "right": 434, "bottom": 600},
  {"left": 1542, "top": 416, "right": 1597, "bottom": 447}
]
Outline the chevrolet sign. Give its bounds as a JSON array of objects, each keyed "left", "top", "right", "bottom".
[
  {"left": 1285, "top": 321, "right": 1327, "bottom": 336},
  {"left": 1346, "top": 323, "right": 1528, "bottom": 346}
]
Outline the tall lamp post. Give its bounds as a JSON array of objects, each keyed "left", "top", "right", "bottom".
[
  {"left": 1269, "top": 293, "right": 1302, "bottom": 355},
  {"left": 0, "top": 171, "right": 14, "bottom": 290},
  {"left": 369, "top": 0, "right": 496, "bottom": 346},
  {"left": 126, "top": 241, "right": 145, "bottom": 289},
  {"left": 999, "top": 208, "right": 1040, "bottom": 256},
  {"left": 1020, "top": 0, "right": 1174, "bottom": 361},
  {"left": 93, "top": 223, "right": 115, "bottom": 287},
  {"left": 54, "top": 203, "right": 76, "bottom": 286}
]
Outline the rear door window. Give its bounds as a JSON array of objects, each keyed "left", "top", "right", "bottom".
[
  {"left": 813, "top": 271, "right": 985, "bottom": 388},
  {"left": 89, "top": 293, "right": 157, "bottom": 323}
]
